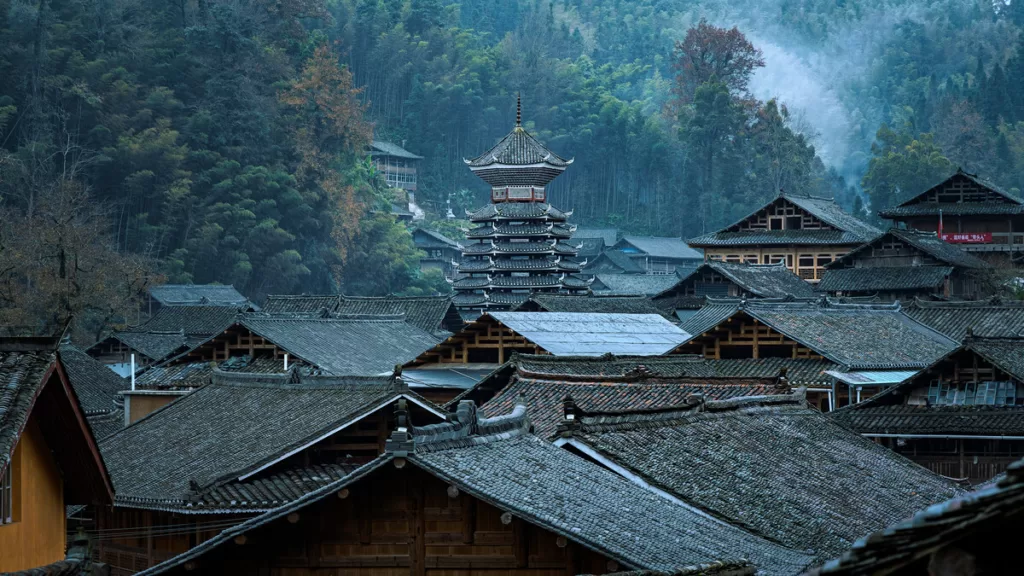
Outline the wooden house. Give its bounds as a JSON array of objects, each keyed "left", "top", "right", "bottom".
[
  {"left": 554, "top": 391, "right": 962, "bottom": 565},
  {"left": 674, "top": 299, "right": 958, "bottom": 410},
  {"left": 901, "top": 296, "right": 1024, "bottom": 340},
  {"left": 652, "top": 261, "right": 815, "bottom": 314},
  {"left": 806, "top": 456, "right": 1024, "bottom": 576},
  {"left": 261, "top": 294, "right": 463, "bottom": 336},
  {"left": 369, "top": 141, "right": 423, "bottom": 192},
  {"left": 589, "top": 273, "right": 682, "bottom": 295},
  {"left": 124, "top": 401, "right": 812, "bottom": 575},
  {"left": 0, "top": 337, "right": 113, "bottom": 573},
  {"left": 582, "top": 250, "right": 646, "bottom": 274},
  {"left": 688, "top": 193, "right": 881, "bottom": 282},
  {"left": 95, "top": 372, "right": 445, "bottom": 575},
  {"left": 610, "top": 236, "right": 704, "bottom": 275},
  {"left": 878, "top": 168, "right": 1024, "bottom": 265},
  {"left": 817, "top": 228, "right": 992, "bottom": 301},
  {"left": 410, "top": 228, "right": 462, "bottom": 280},
  {"left": 147, "top": 284, "right": 248, "bottom": 316},
  {"left": 830, "top": 336, "right": 1024, "bottom": 483},
  {"left": 59, "top": 345, "right": 129, "bottom": 441},
  {"left": 515, "top": 293, "right": 664, "bottom": 315}
]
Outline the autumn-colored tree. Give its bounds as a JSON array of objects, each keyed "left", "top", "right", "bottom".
[
  {"left": 670, "top": 18, "right": 765, "bottom": 109},
  {"left": 281, "top": 43, "right": 373, "bottom": 283}
]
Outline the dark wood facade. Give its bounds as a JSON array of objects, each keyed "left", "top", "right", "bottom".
[{"left": 150, "top": 465, "right": 616, "bottom": 576}]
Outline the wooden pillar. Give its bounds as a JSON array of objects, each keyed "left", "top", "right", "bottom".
[
  {"left": 959, "top": 439, "right": 965, "bottom": 479},
  {"left": 410, "top": 478, "right": 426, "bottom": 576},
  {"left": 513, "top": 518, "right": 528, "bottom": 568},
  {"left": 564, "top": 541, "right": 578, "bottom": 576},
  {"left": 461, "top": 494, "right": 475, "bottom": 544},
  {"left": 146, "top": 510, "right": 154, "bottom": 568},
  {"left": 752, "top": 320, "right": 759, "bottom": 359}
]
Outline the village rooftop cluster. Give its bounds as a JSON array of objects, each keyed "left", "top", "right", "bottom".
[{"left": 4, "top": 103, "right": 1024, "bottom": 576}]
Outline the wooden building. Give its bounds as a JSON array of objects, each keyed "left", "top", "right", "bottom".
[
  {"left": 610, "top": 236, "right": 704, "bottom": 275},
  {"left": 147, "top": 284, "right": 248, "bottom": 316},
  {"left": 878, "top": 168, "right": 1024, "bottom": 264},
  {"left": 830, "top": 336, "right": 1024, "bottom": 483},
  {"left": 515, "top": 293, "right": 665, "bottom": 315},
  {"left": 95, "top": 372, "right": 445, "bottom": 575},
  {"left": 818, "top": 228, "right": 992, "bottom": 301},
  {"left": 653, "top": 261, "right": 814, "bottom": 305},
  {"left": 369, "top": 141, "right": 423, "bottom": 192},
  {"left": 582, "top": 250, "right": 646, "bottom": 274},
  {"left": 0, "top": 337, "right": 113, "bottom": 573},
  {"left": 902, "top": 296, "right": 1024, "bottom": 340},
  {"left": 688, "top": 192, "right": 881, "bottom": 282},
  {"left": 555, "top": 391, "right": 962, "bottom": 566},
  {"left": 410, "top": 228, "right": 462, "bottom": 280},
  {"left": 674, "top": 299, "right": 958, "bottom": 410},
  {"left": 127, "top": 401, "right": 812, "bottom": 575},
  {"left": 455, "top": 97, "right": 588, "bottom": 313}
]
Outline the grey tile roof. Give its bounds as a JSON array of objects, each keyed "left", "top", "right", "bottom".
[
  {"left": 563, "top": 392, "right": 963, "bottom": 563},
  {"left": 617, "top": 236, "right": 704, "bottom": 260},
  {"left": 488, "top": 312, "right": 689, "bottom": 356},
  {"left": 133, "top": 360, "right": 215, "bottom": 390},
  {"left": 576, "top": 237, "right": 607, "bottom": 258},
  {"left": 518, "top": 293, "right": 664, "bottom": 315},
  {"left": 466, "top": 202, "right": 570, "bottom": 222},
  {"left": 369, "top": 140, "right": 423, "bottom": 159},
  {"left": 186, "top": 461, "right": 361, "bottom": 511},
  {"left": 105, "top": 331, "right": 190, "bottom": 362},
  {"left": 829, "top": 228, "right": 990, "bottom": 270},
  {"left": 782, "top": 194, "right": 882, "bottom": 240},
  {"left": 586, "top": 250, "right": 647, "bottom": 273},
  {"left": 411, "top": 226, "right": 461, "bottom": 248},
  {"left": 261, "top": 294, "right": 342, "bottom": 315},
  {"left": 239, "top": 315, "right": 440, "bottom": 375},
  {"left": 465, "top": 126, "right": 571, "bottom": 168},
  {"left": 807, "top": 457, "right": 1024, "bottom": 575},
  {"left": 58, "top": 345, "right": 127, "bottom": 415},
  {"left": 816, "top": 266, "right": 953, "bottom": 293},
  {"left": 593, "top": 273, "right": 683, "bottom": 295},
  {"left": 681, "top": 299, "right": 958, "bottom": 370},
  {"left": 668, "top": 262, "right": 816, "bottom": 299},
  {"left": 133, "top": 305, "right": 243, "bottom": 336},
  {"left": 902, "top": 297, "right": 1024, "bottom": 339},
  {"left": 149, "top": 284, "right": 248, "bottom": 306},
  {"left": 408, "top": 404, "right": 813, "bottom": 574},
  {"left": 0, "top": 350, "right": 56, "bottom": 477},
  {"left": 573, "top": 227, "right": 619, "bottom": 245},
  {"left": 99, "top": 374, "right": 430, "bottom": 510},
  {"left": 335, "top": 295, "right": 462, "bottom": 335},
  {"left": 86, "top": 408, "right": 125, "bottom": 441},
  {"left": 878, "top": 169, "right": 1024, "bottom": 218}
]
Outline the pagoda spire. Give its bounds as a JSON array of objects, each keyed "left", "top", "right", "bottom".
[{"left": 516, "top": 92, "right": 522, "bottom": 128}]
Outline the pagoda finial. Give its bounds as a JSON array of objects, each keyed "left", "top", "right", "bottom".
[{"left": 516, "top": 92, "right": 522, "bottom": 128}]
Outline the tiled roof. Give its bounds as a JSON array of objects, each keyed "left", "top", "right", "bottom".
[
  {"left": 617, "top": 237, "right": 704, "bottom": 260},
  {"left": 687, "top": 229, "right": 867, "bottom": 247},
  {"left": 575, "top": 237, "right": 606, "bottom": 258},
  {"left": 467, "top": 222, "right": 574, "bottom": 239},
  {"left": 107, "top": 331, "right": 190, "bottom": 362},
  {"left": 149, "top": 284, "right": 248, "bottom": 306},
  {"left": 488, "top": 312, "right": 689, "bottom": 356},
  {"left": 816, "top": 266, "right": 953, "bottom": 292},
  {"left": 86, "top": 408, "right": 125, "bottom": 441},
  {"left": 593, "top": 274, "right": 683, "bottom": 295},
  {"left": 902, "top": 297, "right": 1024, "bottom": 339},
  {"left": 830, "top": 404, "right": 1024, "bottom": 435},
  {"left": 782, "top": 194, "right": 882, "bottom": 240},
  {"left": 369, "top": 140, "right": 423, "bottom": 159},
  {"left": 411, "top": 227, "right": 461, "bottom": 248},
  {"left": 133, "top": 305, "right": 242, "bottom": 336},
  {"left": 465, "top": 202, "right": 570, "bottom": 222},
  {"left": 133, "top": 361, "right": 215, "bottom": 390},
  {"left": 667, "top": 262, "right": 816, "bottom": 299},
  {"left": 335, "top": 295, "right": 461, "bottom": 335},
  {"left": 585, "top": 250, "right": 647, "bottom": 273},
  {"left": 829, "top": 228, "right": 990, "bottom": 270},
  {"left": 807, "top": 457, "right": 1024, "bottom": 575},
  {"left": 240, "top": 316, "right": 440, "bottom": 375},
  {"left": 58, "top": 345, "right": 127, "bottom": 415},
  {"left": 99, "top": 374, "right": 435, "bottom": 510},
  {"left": 187, "top": 462, "right": 361, "bottom": 511},
  {"left": 562, "top": 393, "right": 963, "bottom": 563},
  {"left": 261, "top": 294, "right": 342, "bottom": 315},
  {"left": 573, "top": 227, "right": 618, "bottom": 245},
  {"left": 408, "top": 404, "right": 813, "bottom": 574},
  {"left": 465, "top": 126, "right": 571, "bottom": 168},
  {"left": 0, "top": 350, "right": 57, "bottom": 477},
  {"left": 518, "top": 294, "right": 664, "bottom": 315},
  {"left": 681, "top": 299, "right": 958, "bottom": 370},
  {"left": 878, "top": 169, "right": 1024, "bottom": 218}
]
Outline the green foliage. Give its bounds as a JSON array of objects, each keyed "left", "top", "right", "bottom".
[
  {"left": 340, "top": 213, "right": 424, "bottom": 296},
  {"left": 861, "top": 126, "right": 953, "bottom": 214}
]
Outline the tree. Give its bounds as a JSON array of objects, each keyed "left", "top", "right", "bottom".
[
  {"left": 670, "top": 18, "right": 765, "bottom": 109},
  {"left": 683, "top": 78, "right": 746, "bottom": 230},
  {"left": 861, "top": 125, "right": 953, "bottom": 214},
  {"left": 340, "top": 213, "right": 423, "bottom": 296}
]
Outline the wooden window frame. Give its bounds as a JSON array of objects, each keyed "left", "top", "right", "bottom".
[{"left": 1, "top": 447, "right": 15, "bottom": 525}]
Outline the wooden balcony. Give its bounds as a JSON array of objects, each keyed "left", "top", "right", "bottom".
[{"left": 958, "top": 232, "right": 1024, "bottom": 251}]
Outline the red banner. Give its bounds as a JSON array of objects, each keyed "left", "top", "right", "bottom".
[{"left": 941, "top": 232, "right": 992, "bottom": 243}]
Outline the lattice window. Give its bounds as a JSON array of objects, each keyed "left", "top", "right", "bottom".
[
  {"left": 928, "top": 380, "right": 1021, "bottom": 406},
  {"left": 1, "top": 463, "right": 11, "bottom": 524}
]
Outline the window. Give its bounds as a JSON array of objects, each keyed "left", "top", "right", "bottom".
[
  {"left": 769, "top": 218, "right": 783, "bottom": 230},
  {"left": 786, "top": 216, "right": 803, "bottom": 230},
  {"left": 798, "top": 255, "right": 815, "bottom": 268},
  {"left": 1, "top": 463, "right": 11, "bottom": 524},
  {"left": 928, "top": 380, "right": 1021, "bottom": 406}
]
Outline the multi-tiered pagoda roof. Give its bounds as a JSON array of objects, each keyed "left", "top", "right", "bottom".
[{"left": 454, "top": 97, "right": 589, "bottom": 313}]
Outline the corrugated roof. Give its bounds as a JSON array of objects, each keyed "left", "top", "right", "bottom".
[
  {"left": 824, "top": 370, "right": 919, "bottom": 386},
  {"left": 488, "top": 312, "right": 689, "bottom": 356},
  {"left": 564, "top": 392, "right": 963, "bottom": 562},
  {"left": 618, "top": 236, "right": 704, "bottom": 260},
  {"left": 149, "top": 284, "right": 248, "bottom": 306}
]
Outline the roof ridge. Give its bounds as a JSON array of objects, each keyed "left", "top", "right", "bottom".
[{"left": 386, "top": 399, "right": 531, "bottom": 455}]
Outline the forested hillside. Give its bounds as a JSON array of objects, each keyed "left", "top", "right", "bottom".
[{"left": 1, "top": 0, "right": 1023, "bottom": 336}]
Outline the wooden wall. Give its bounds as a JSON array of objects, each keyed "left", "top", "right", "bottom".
[
  {"left": 164, "top": 465, "right": 615, "bottom": 575},
  {"left": 0, "top": 416, "right": 67, "bottom": 572},
  {"left": 702, "top": 246, "right": 858, "bottom": 281},
  {"left": 411, "top": 318, "right": 542, "bottom": 366}
]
